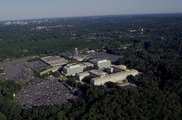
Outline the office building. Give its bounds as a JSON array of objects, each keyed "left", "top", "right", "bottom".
[
  {"left": 90, "top": 69, "right": 139, "bottom": 85},
  {"left": 63, "top": 63, "right": 84, "bottom": 76},
  {"left": 90, "top": 59, "right": 111, "bottom": 69}
]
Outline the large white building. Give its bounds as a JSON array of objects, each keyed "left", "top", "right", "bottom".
[
  {"left": 90, "top": 59, "right": 111, "bottom": 69},
  {"left": 63, "top": 63, "right": 84, "bottom": 76},
  {"left": 90, "top": 69, "right": 139, "bottom": 85}
]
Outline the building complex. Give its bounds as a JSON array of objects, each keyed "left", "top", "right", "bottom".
[{"left": 37, "top": 49, "right": 139, "bottom": 86}]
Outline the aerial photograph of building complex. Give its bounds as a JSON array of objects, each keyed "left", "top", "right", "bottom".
[{"left": 0, "top": 0, "right": 182, "bottom": 120}]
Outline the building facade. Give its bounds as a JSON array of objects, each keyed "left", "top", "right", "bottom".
[
  {"left": 90, "top": 69, "right": 139, "bottom": 85},
  {"left": 90, "top": 59, "right": 111, "bottom": 69},
  {"left": 76, "top": 72, "right": 90, "bottom": 81},
  {"left": 63, "top": 64, "right": 84, "bottom": 76}
]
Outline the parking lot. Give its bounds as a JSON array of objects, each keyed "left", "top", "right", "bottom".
[
  {"left": 88, "top": 52, "right": 122, "bottom": 63},
  {"left": 16, "top": 79, "right": 77, "bottom": 108},
  {"left": 0, "top": 57, "right": 34, "bottom": 82},
  {"left": 25, "top": 60, "right": 49, "bottom": 69}
]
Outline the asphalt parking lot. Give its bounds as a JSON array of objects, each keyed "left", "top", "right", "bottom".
[
  {"left": 15, "top": 79, "right": 77, "bottom": 108},
  {"left": 0, "top": 57, "right": 34, "bottom": 82}
]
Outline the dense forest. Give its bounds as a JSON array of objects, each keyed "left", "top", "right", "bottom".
[{"left": 0, "top": 14, "right": 182, "bottom": 120}]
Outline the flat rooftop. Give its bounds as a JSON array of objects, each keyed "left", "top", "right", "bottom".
[
  {"left": 65, "top": 63, "right": 84, "bottom": 69},
  {"left": 83, "top": 62, "right": 94, "bottom": 67},
  {"left": 90, "top": 59, "right": 109, "bottom": 64},
  {"left": 89, "top": 69, "right": 107, "bottom": 77},
  {"left": 91, "top": 69, "right": 139, "bottom": 82},
  {"left": 41, "top": 56, "right": 68, "bottom": 67}
]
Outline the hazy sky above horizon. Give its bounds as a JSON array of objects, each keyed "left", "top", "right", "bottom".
[{"left": 0, "top": 0, "right": 182, "bottom": 21}]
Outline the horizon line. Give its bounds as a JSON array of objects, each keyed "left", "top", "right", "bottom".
[{"left": 1, "top": 12, "right": 182, "bottom": 22}]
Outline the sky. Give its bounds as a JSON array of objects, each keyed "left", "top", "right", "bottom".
[{"left": 0, "top": 0, "right": 182, "bottom": 21}]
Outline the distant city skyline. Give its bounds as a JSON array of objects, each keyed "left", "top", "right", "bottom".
[{"left": 0, "top": 0, "right": 182, "bottom": 21}]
